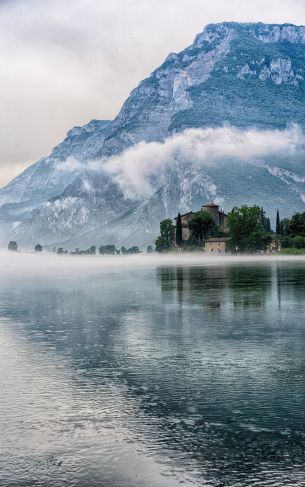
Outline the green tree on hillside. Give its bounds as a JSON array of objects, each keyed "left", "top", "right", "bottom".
[
  {"left": 155, "top": 219, "right": 175, "bottom": 253},
  {"left": 227, "top": 205, "right": 272, "bottom": 253}
]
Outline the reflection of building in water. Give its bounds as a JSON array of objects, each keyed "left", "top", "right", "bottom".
[
  {"left": 227, "top": 265, "right": 271, "bottom": 308},
  {"left": 174, "top": 202, "right": 229, "bottom": 252},
  {"left": 157, "top": 265, "right": 229, "bottom": 309},
  {"left": 157, "top": 264, "right": 273, "bottom": 309}
]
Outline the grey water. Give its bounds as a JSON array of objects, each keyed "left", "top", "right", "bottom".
[{"left": 1, "top": 254, "right": 305, "bottom": 486}]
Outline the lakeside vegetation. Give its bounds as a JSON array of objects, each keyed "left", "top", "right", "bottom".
[
  {"left": 7, "top": 241, "right": 146, "bottom": 255},
  {"left": 7, "top": 207, "right": 305, "bottom": 256},
  {"left": 276, "top": 210, "right": 305, "bottom": 250},
  {"left": 280, "top": 248, "right": 305, "bottom": 255},
  {"left": 155, "top": 205, "right": 305, "bottom": 254}
]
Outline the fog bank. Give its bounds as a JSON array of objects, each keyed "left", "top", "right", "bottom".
[{"left": 2, "top": 251, "right": 305, "bottom": 280}]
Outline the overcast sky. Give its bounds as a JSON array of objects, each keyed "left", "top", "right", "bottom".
[{"left": 1, "top": 0, "right": 305, "bottom": 186}]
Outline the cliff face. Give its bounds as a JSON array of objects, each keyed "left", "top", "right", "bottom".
[{"left": 1, "top": 22, "right": 305, "bottom": 248}]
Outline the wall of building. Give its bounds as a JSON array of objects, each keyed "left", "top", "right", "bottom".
[
  {"left": 182, "top": 225, "right": 191, "bottom": 241},
  {"left": 204, "top": 240, "right": 227, "bottom": 253},
  {"left": 181, "top": 213, "right": 193, "bottom": 241},
  {"left": 202, "top": 204, "right": 220, "bottom": 226},
  {"left": 219, "top": 212, "right": 228, "bottom": 232}
]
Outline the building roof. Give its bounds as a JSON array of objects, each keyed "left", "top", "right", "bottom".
[
  {"left": 174, "top": 211, "right": 194, "bottom": 219},
  {"left": 202, "top": 202, "right": 219, "bottom": 208},
  {"left": 205, "top": 237, "right": 229, "bottom": 242}
]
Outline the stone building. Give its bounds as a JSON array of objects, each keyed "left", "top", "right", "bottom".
[
  {"left": 174, "top": 202, "right": 228, "bottom": 242},
  {"left": 201, "top": 202, "right": 228, "bottom": 231},
  {"left": 175, "top": 211, "right": 194, "bottom": 241}
]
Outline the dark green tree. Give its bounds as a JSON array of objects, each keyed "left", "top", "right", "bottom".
[
  {"left": 8, "top": 241, "right": 18, "bottom": 251},
  {"left": 120, "top": 246, "right": 127, "bottom": 255},
  {"left": 34, "top": 244, "right": 42, "bottom": 252},
  {"left": 155, "top": 219, "right": 175, "bottom": 252},
  {"left": 175, "top": 213, "right": 183, "bottom": 247},
  {"left": 281, "top": 218, "right": 290, "bottom": 236},
  {"left": 126, "top": 246, "right": 140, "bottom": 254},
  {"left": 260, "top": 208, "right": 272, "bottom": 233},
  {"left": 280, "top": 236, "right": 290, "bottom": 248},
  {"left": 99, "top": 244, "right": 117, "bottom": 255},
  {"left": 146, "top": 245, "right": 153, "bottom": 253},
  {"left": 276, "top": 210, "right": 281, "bottom": 235},
  {"left": 227, "top": 205, "right": 272, "bottom": 253},
  {"left": 260, "top": 207, "right": 265, "bottom": 226},
  {"left": 289, "top": 212, "right": 305, "bottom": 236},
  {"left": 265, "top": 217, "right": 271, "bottom": 233},
  {"left": 188, "top": 210, "right": 215, "bottom": 246},
  {"left": 290, "top": 236, "right": 305, "bottom": 248}
]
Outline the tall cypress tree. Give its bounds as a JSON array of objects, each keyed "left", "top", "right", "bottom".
[
  {"left": 265, "top": 218, "right": 271, "bottom": 233},
  {"left": 276, "top": 210, "right": 281, "bottom": 235},
  {"left": 260, "top": 207, "right": 265, "bottom": 225},
  {"left": 176, "top": 213, "right": 183, "bottom": 247},
  {"left": 260, "top": 208, "right": 271, "bottom": 232}
]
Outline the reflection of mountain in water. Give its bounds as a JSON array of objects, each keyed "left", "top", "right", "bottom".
[{"left": 1, "top": 262, "right": 305, "bottom": 485}]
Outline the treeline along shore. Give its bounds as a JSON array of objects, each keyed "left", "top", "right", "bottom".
[
  {"left": 7, "top": 242, "right": 152, "bottom": 255},
  {"left": 6, "top": 204, "right": 305, "bottom": 256},
  {"left": 155, "top": 203, "right": 305, "bottom": 255}
]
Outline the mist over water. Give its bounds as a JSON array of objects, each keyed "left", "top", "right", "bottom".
[{"left": 1, "top": 252, "right": 305, "bottom": 486}]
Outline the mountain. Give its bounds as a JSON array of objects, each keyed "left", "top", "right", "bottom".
[{"left": 1, "top": 22, "right": 305, "bottom": 249}]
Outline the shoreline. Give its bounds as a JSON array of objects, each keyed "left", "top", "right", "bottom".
[{"left": 2, "top": 249, "right": 305, "bottom": 274}]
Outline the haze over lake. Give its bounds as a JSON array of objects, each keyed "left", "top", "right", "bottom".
[{"left": 1, "top": 252, "right": 305, "bottom": 486}]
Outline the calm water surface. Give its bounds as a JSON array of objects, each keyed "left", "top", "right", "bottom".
[{"left": 1, "top": 254, "right": 305, "bottom": 486}]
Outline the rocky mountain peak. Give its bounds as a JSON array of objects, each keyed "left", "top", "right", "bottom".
[
  {"left": 195, "top": 22, "right": 305, "bottom": 46},
  {"left": 1, "top": 22, "right": 305, "bottom": 248}
]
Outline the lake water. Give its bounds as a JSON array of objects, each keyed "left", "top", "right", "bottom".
[{"left": 1, "top": 253, "right": 305, "bottom": 486}]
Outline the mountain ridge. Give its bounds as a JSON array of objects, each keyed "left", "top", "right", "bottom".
[{"left": 1, "top": 21, "right": 305, "bottom": 248}]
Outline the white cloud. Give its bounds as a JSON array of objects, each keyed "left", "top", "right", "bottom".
[
  {"left": 56, "top": 125, "right": 305, "bottom": 201},
  {"left": 1, "top": 0, "right": 305, "bottom": 186},
  {"left": 55, "top": 157, "right": 82, "bottom": 172},
  {"left": 101, "top": 125, "right": 304, "bottom": 200}
]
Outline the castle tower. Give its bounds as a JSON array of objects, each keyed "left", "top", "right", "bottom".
[{"left": 202, "top": 202, "right": 220, "bottom": 226}]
